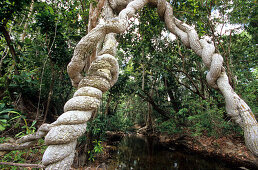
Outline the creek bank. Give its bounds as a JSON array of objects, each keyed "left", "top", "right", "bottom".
[
  {"left": 158, "top": 133, "right": 258, "bottom": 169},
  {"left": 105, "top": 131, "right": 258, "bottom": 169}
]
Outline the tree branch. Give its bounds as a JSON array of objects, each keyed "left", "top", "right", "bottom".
[
  {"left": 163, "top": 77, "right": 180, "bottom": 113},
  {"left": 20, "top": 0, "right": 34, "bottom": 42},
  {"left": 0, "top": 25, "right": 19, "bottom": 75},
  {"left": 0, "top": 48, "right": 9, "bottom": 76},
  {"left": 0, "top": 162, "right": 45, "bottom": 168},
  {"left": 167, "top": 65, "right": 206, "bottom": 100},
  {"left": 137, "top": 91, "right": 171, "bottom": 120}
]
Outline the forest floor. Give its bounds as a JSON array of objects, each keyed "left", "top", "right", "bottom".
[
  {"left": 82, "top": 130, "right": 258, "bottom": 170},
  {"left": 1, "top": 130, "right": 257, "bottom": 169},
  {"left": 156, "top": 132, "right": 258, "bottom": 169}
]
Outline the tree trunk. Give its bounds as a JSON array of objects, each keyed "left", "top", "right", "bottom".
[
  {"left": 0, "top": 25, "right": 19, "bottom": 75},
  {"left": 138, "top": 92, "right": 170, "bottom": 120},
  {"left": 43, "top": 62, "right": 55, "bottom": 123},
  {"left": 20, "top": 0, "right": 34, "bottom": 42},
  {"left": 104, "top": 94, "right": 112, "bottom": 116},
  {"left": 146, "top": 101, "right": 153, "bottom": 131},
  {"left": 0, "top": 48, "right": 8, "bottom": 77},
  {"left": 163, "top": 77, "right": 180, "bottom": 113}
]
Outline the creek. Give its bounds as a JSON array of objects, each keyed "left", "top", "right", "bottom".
[{"left": 106, "top": 135, "right": 240, "bottom": 170}]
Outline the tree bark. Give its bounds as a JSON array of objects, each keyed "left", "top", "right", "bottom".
[
  {"left": 104, "top": 94, "right": 112, "bottom": 116},
  {"left": 138, "top": 92, "right": 170, "bottom": 120},
  {"left": 163, "top": 77, "right": 180, "bottom": 113},
  {"left": 0, "top": 48, "right": 8, "bottom": 77},
  {"left": 146, "top": 95, "right": 153, "bottom": 131},
  {"left": 20, "top": 0, "right": 34, "bottom": 42},
  {"left": 0, "top": 25, "right": 19, "bottom": 75},
  {"left": 0, "top": 162, "right": 44, "bottom": 168},
  {"left": 43, "top": 62, "right": 55, "bottom": 123}
]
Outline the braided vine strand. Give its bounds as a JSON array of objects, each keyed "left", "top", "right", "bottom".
[
  {"left": 0, "top": 123, "right": 53, "bottom": 151},
  {"left": 42, "top": 54, "right": 119, "bottom": 169},
  {"left": 41, "top": 1, "right": 123, "bottom": 168},
  {"left": 0, "top": 1, "right": 256, "bottom": 169},
  {"left": 67, "top": 0, "right": 149, "bottom": 88},
  {"left": 153, "top": 0, "right": 258, "bottom": 156}
]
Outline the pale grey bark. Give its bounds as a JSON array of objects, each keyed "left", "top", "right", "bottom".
[
  {"left": 0, "top": 0, "right": 257, "bottom": 169},
  {"left": 20, "top": 0, "right": 34, "bottom": 42}
]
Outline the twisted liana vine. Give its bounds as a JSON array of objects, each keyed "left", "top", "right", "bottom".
[
  {"left": 66, "top": 0, "right": 257, "bottom": 159},
  {"left": 153, "top": 0, "right": 258, "bottom": 156},
  {"left": 0, "top": 0, "right": 257, "bottom": 169}
]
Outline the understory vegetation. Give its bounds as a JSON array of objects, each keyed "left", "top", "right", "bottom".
[{"left": 0, "top": 0, "right": 257, "bottom": 168}]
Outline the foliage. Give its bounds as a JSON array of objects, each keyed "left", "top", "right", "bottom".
[
  {"left": 0, "top": 138, "right": 46, "bottom": 169},
  {"left": 0, "top": 0, "right": 87, "bottom": 124},
  {"left": 85, "top": 113, "right": 134, "bottom": 141},
  {"left": 112, "top": 1, "right": 256, "bottom": 139},
  {"left": 187, "top": 100, "right": 242, "bottom": 137},
  {"left": 87, "top": 140, "right": 104, "bottom": 161},
  {"left": 0, "top": 103, "right": 37, "bottom": 136},
  {"left": 156, "top": 118, "right": 182, "bottom": 135},
  {"left": 0, "top": 1, "right": 257, "bottom": 166},
  {"left": 0, "top": 0, "right": 31, "bottom": 27}
]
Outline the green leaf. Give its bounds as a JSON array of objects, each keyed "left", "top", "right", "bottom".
[
  {"left": 47, "top": 6, "right": 54, "bottom": 15},
  {"left": 0, "top": 125, "right": 6, "bottom": 131}
]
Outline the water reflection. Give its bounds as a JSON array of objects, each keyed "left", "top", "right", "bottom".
[{"left": 107, "top": 135, "right": 232, "bottom": 170}]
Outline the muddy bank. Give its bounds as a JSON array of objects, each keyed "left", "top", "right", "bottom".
[
  {"left": 158, "top": 134, "right": 258, "bottom": 169},
  {"left": 105, "top": 131, "right": 258, "bottom": 169}
]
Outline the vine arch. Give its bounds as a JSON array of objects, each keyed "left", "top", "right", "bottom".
[{"left": 0, "top": 0, "right": 257, "bottom": 169}]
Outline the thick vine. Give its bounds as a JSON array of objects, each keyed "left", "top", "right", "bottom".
[{"left": 0, "top": 0, "right": 257, "bottom": 169}]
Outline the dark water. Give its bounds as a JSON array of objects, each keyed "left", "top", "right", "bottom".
[{"left": 107, "top": 135, "right": 237, "bottom": 170}]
